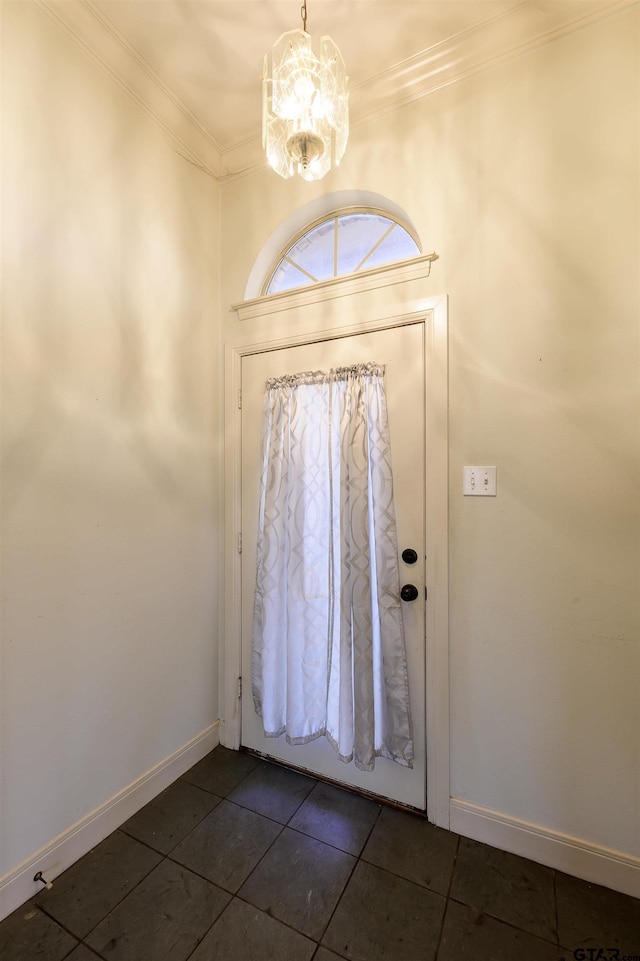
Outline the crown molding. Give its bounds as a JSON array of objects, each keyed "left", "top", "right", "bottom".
[
  {"left": 348, "top": 0, "right": 638, "bottom": 128},
  {"left": 35, "top": 0, "right": 222, "bottom": 180},
  {"left": 34, "top": 0, "right": 638, "bottom": 185},
  {"left": 218, "top": 0, "right": 638, "bottom": 182}
]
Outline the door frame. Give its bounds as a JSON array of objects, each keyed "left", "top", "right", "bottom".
[{"left": 221, "top": 266, "right": 449, "bottom": 828}]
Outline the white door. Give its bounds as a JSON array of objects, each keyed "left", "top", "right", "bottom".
[{"left": 241, "top": 322, "right": 426, "bottom": 809}]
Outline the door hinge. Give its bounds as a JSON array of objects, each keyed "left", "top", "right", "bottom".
[
  {"left": 238, "top": 389, "right": 242, "bottom": 409},
  {"left": 237, "top": 676, "right": 242, "bottom": 700},
  {"left": 238, "top": 532, "right": 242, "bottom": 554}
]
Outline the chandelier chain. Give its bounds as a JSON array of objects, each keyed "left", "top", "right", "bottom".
[{"left": 301, "top": 0, "right": 308, "bottom": 32}]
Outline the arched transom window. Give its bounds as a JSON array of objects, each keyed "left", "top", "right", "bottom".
[{"left": 264, "top": 209, "right": 421, "bottom": 296}]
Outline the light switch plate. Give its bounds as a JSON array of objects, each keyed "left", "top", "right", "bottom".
[{"left": 463, "top": 466, "right": 497, "bottom": 496}]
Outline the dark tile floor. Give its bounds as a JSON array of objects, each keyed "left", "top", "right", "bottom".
[{"left": 3, "top": 746, "right": 640, "bottom": 961}]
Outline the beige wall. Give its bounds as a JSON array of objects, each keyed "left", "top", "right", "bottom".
[
  {"left": 1, "top": 1, "right": 221, "bottom": 881},
  {"left": 220, "top": 7, "right": 639, "bottom": 859}
]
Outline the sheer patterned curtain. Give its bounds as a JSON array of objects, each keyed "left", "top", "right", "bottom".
[{"left": 251, "top": 363, "right": 413, "bottom": 771}]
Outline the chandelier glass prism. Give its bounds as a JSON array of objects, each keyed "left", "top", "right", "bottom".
[{"left": 262, "top": 1, "right": 349, "bottom": 181}]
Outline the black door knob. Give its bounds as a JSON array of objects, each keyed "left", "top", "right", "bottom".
[
  {"left": 400, "top": 584, "right": 419, "bottom": 602},
  {"left": 402, "top": 548, "right": 418, "bottom": 565}
]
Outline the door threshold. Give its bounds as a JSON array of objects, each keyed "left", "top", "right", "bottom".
[{"left": 240, "top": 746, "right": 428, "bottom": 819}]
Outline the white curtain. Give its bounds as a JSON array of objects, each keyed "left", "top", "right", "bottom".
[{"left": 251, "top": 363, "right": 413, "bottom": 772}]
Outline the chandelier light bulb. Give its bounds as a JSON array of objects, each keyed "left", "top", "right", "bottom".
[
  {"left": 262, "top": 3, "right": 349, "bottom": 181},
  {"left": 293, "top": 73, "right": 315, "bottom": 104}
]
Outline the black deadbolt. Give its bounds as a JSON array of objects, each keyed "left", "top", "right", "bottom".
[
  {"left": 402, "top": 548, "right": 418, "bottom": 565},
  {"left": 400, "top": 584, "right": 419, "bottom": 602}
]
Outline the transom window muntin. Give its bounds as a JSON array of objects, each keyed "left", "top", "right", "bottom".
[{"left": 263, "top": 208, "right": 421, "bottom": 296}]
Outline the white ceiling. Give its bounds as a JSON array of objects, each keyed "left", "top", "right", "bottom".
[{"left": 41, "top": 0, "right": 635, "bottom": 180}]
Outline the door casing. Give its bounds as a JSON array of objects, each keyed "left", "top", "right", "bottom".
[{"left": 222, "top": 263, "right": 449, "bottom": 828}]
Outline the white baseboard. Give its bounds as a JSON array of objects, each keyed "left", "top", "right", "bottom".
[
  {"left": 450, "top": 797, "right": 640, "bottom": 899},
  {"left": 0, "top": 721, "right": 220, "bottom": 923}
]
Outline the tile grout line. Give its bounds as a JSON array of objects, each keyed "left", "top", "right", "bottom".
[
  {"left": 38, "top": 761, "right": 455, "bottom": 961},
  {"left": 139, "top": 752, "right": 271, "bottom": 961},
  {"left": 444, "top": 895, "right": 566, "bottom": 949},
  {"left": 40, "top": 758, "right": 264, "bottom": 961},
  {"left": 179, "top": 769, "right": 383, "bottom": 958},
  {"left": 312, "top": 800, "right": 384, "bottom": 951},
  {"left": 35, "top": 759, "right": 258, "bottom": 960},
  {"left": 163, "top": 773, "right": 319, "bottom": 893},
  {"left": 231, "top": 890, "right": 326, "bottom": 953},
  {"left": 7, "top": 748, "right": 639, "bottom": 961},
  {"left": 553, "top": 869, "right": 562, "bottom": 956},
  {"left": 226, "top": 774, "right": 325, "bottom": 944},
  {"left": 34, "top": 834, "right": 162, "bottom": 948},
  {"left": 179, "top": 873, "right": 233, "bottom": 961},
  {"left": 432, "top": 832, "right": 461, "bottom": 961}
]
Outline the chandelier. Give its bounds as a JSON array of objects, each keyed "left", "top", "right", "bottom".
[{"left": 262, "top": 1, "right": 349, "bottom": 181}]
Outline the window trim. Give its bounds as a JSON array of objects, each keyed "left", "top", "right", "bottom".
[
  {"left": 261, "top": 206, "right": 423, "bottom": 298},
  {"left": 233, "top": 252, "right": 439, "bottom": 322}
]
